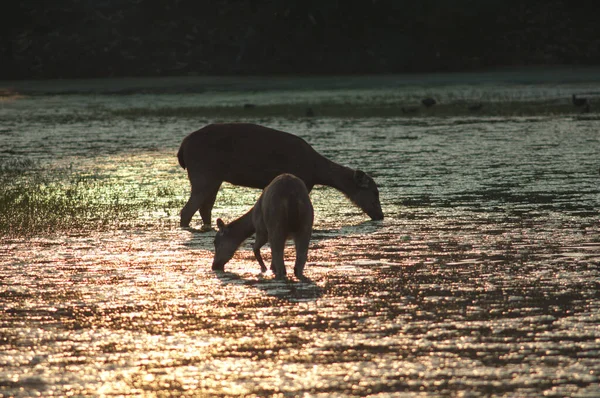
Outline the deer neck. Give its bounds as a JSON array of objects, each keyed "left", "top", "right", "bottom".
[
  {"left": 229, "top": 208, "right": 256, "bottom": 246},
  {"left": 314, "top": 154, "right": 355, "bottom": 195}
]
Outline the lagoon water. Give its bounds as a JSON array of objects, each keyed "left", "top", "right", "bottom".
[{"left": 1, "top": 71, "right": 600, "bottom": 396}]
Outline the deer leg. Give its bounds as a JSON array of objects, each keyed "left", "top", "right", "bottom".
[
  {"left": 198, "top": 183, "right": 221, "bottom": 230},
  {"left": 180, "top": 194, "right": 202, "bottom": 228},
  {"left": 253, "top": 231, "right": 268, "bottom": 273},
  {"left": 269, "top": 238, "right": 287, "bottom": 280},
  {"left": 293, "top": 234, "right": 311, "bottom": 282},
  {"left": 180, "top": 174, "right": 221, "bottom": 229}
]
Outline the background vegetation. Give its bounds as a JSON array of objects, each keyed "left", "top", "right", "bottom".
[{"left": 2, "top": 0, "right": 599, "bottom": 79}]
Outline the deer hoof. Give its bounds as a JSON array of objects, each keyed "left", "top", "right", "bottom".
[{"left": 199, "top": 224, "right": 213, "bottom": 232}]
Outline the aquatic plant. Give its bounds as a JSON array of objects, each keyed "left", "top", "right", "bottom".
[{"left": 0, "top": 158, "right": 169, "bottom": 237}]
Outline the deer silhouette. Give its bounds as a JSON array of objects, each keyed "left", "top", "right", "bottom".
[
  {"left": 178, "top": 123, "right": 383, "bottom": 229},
  {"left": 212, "top": 174, "right": 314, "bottom": 281}
]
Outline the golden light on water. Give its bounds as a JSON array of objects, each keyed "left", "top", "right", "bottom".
[{"left": 2, "top": 90, "right": 600, "bottom": 395}]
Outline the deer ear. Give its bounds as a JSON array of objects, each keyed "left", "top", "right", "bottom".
[
  {"left": 354, "top": 170, "right": 370, "bottom": 188},
  {"left": 216, "top": 218, "right": 225, "bottom": 231}
]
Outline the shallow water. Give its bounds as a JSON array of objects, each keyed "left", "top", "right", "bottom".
[{"left": 1, "top": 74, "right": 600, "bottom": 396}]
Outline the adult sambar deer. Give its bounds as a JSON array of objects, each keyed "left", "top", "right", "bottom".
[
  {"left": 177, "top": 123, "right": 383, "bottom": 229},
  {"left": 212, "top": 173, "right": 314, "bottom": 281}
]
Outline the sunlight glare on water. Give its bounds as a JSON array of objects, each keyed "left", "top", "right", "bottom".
[{"left": 1, "top": 74, "right": 600, "bottom": 396}]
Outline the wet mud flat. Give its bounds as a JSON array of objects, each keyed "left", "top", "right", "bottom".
[
  {"left": 1, "top": 74, "right": 600, "bottom": 396},
  {"left": 2, "top": 171, "right": 599, "bottom": 396},
  {"left": 1, "top": 218, "right": 599, "bottom": 397}
]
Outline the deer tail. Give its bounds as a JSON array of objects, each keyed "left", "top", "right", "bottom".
[{"left": 177, "top": 146, "right": 186, "bottom": 169}]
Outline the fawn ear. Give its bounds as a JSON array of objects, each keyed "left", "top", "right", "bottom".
[
  {"left": 216, "top": 218, "right": 225, "bottom": 231},
  {"left": 354, "top": 169, "right": 371, "bottom": 188}
]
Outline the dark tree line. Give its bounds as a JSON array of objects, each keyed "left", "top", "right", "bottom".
[{"left": 1, "top": 0, "right": 599, "bottom": 79}]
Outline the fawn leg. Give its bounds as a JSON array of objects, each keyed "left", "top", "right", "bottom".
[
  {"left": 293, "top": 235, "right": 311, "bottom": 282},
  {"left": 253, "top": 230, "right": 268, "bottom": 272},
  {"left": 269, "top": 237, "right": 287, "bottom": 280}
]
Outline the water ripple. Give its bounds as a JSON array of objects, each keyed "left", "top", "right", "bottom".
[{"left": 1, "top": 86, "right": 600, "bottom": 396}]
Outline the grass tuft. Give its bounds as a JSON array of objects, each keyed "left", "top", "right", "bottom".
[{"left": 0, "top": 158, "right": 180, "bottom": 237}]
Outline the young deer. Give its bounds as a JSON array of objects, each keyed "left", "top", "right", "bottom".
[
  {"left": 178, "top": 123, "right": 383, "bottom": 230},
  {"left": 212, "top": 174, "right": 314, "bottom": 281}
]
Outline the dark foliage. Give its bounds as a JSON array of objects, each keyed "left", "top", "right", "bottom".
[{"left": 1, "top": 0, "right": 599, "bottom": 79}]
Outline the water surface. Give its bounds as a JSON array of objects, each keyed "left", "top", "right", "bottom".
[{"left": 1, "top": 73, "right": 599, "bottom": 396}]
